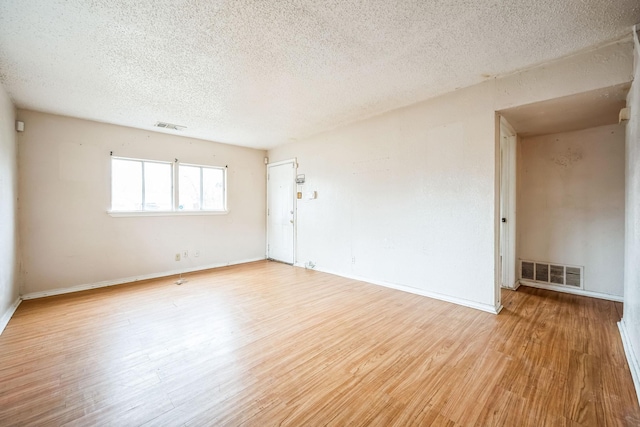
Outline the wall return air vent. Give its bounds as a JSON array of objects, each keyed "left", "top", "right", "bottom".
[
  {"left": 520, "top": 259, "right": 583, "bottom": 289},
  {"left": 154, "top": 122, "right": 186, "bottom": 131}
]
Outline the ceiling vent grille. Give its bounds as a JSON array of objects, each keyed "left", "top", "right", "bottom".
[
  {"left": 520, "top": 259, "right": 583, "bottom": 289},
  {"left": 154, "top": 122, "right": 186, "bottom": 131}
]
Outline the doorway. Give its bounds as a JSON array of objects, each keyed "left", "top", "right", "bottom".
[
  {"left": 266, "top": 159, "right": 296, "bottom": 264},
  {"left": 498, "top": 83, "right": 629, "bottom": 300}
]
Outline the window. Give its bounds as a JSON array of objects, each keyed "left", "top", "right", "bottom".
[
  {"left": 110, "top": 157, "right": 227, "bottom": 214},
  {"left": 111, "top": 158, "right": 172, "bottom": 211},
  {"left": 179, "top": 164, "right": 226, "bottom": 211}
]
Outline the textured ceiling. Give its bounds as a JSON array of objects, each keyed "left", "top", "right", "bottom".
[{"left": 1, "top": 1, "right": 639, "bottom": 149}]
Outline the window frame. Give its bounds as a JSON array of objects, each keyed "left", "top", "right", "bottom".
[
  {"left": 108, "top": 156, "right": 228, "bottom": 217},
  {"left": 177, "top": 162, "right": 227, "bottom": 213}
]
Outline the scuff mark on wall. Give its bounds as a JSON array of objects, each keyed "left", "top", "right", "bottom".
[{"left": 552, "top": 147, "right": 583, "bottom": 167}]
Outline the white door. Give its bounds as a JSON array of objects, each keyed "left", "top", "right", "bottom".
[
  {"left": 267, "top": 160, "right": 295, "bottom": 264},
  {"left": 499, "top": 118, "right": 517, "bottom": 289}
]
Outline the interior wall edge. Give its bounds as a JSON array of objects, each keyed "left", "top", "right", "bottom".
[
  {"left": 0, "top": 81, "right": 20, "bottom": 337},
  {"left": 493, "top": 112, "right": 502, "bottom": 309},
  {"left": 620, "top": 23, "right": 640, "bottom": 410},
  {"left": 0, "top": 297, "right": 21, "bottom": 336},
  {"left": 618, "top": 319, "right": 640, "bottom": 405}
]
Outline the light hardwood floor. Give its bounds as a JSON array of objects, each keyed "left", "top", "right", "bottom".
[{"left": 0, "top": 260, "right": 638, "bottom": 426}]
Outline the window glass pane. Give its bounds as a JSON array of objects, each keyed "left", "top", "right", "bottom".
[
  {"left": 179, "top": 165, "right": 201, "bottom": 210},
  {"left": 203, "top": 167, "right": 224, "bottom": 210},
  {"left": 144, "top": 162, "right": 172, "bottom": 210},
  {"left": 111, "top": 159, "right": 142, "bottom": 211}
]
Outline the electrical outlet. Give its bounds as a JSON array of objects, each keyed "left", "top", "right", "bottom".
[
  {"left": 352, "top": 256, "right": 356, "bottom": 264},
  {"left": 183, "top": 250, "right": 188, "bottom": 258},
  {"left": 175, "top": 253, "right": 181, "bottom": 261},
  {"left": 195, "top": 250, "right": 200, "bottom": 257}
]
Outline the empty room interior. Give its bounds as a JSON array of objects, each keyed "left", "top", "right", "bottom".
[{"left": 2, "top": 1, "right": 640, "bottom": 425}]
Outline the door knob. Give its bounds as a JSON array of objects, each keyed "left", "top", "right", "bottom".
[
  {"left": 501, "top": 218, "right": 507, "bottom": 223},
  {"left": 290, "top": 219, "right": 294, "bottom": 224}
]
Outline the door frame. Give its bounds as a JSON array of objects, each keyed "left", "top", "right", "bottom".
[
  {"left": 499, "top": 116, "right": 517, "bottom": 290},
  {"left": 266, "top": 158, "right": 297, "bottom": 264}
]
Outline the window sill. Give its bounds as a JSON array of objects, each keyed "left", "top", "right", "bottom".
[{"left": 108, "top": 210, "right": 229, "bottom": 218}]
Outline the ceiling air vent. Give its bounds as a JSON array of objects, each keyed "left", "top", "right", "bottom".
[{"left": 154, "top": 122, "right": 186, "bottom": 131}]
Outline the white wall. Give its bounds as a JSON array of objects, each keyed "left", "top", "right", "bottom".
[
  {"left": 18, "top": 110, "right": 266, "bottom": 296},
  {"left": 518, "top": 125, "right": 625, "bottom": 297},
  {"left": 620, "top": 29, "right": 640, "bottom": 403},
  {"left": 268, "top": 40, "right": 634, "bottom": 313},
  {"left": 270, "top": 91, "right": 498, "bottom": 312},
  {"left": 0, "top": 84, "right": 20, "bottom": 331}
]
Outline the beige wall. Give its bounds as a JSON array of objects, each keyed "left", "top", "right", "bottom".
[
  {"left": 17, "top": 111, "right": 266, "bottom": 296},
  {"left": 518, "top": 124, "right": 625, "bottom": 297},
  {"left": 270, "top": 87, "right": 499, "bottom": 311},
  {"left": 0, "top": 84, "right": 19, "bottom": 329},
  {"left": 268, "top": 40, "right": 634, "bottom": 313}
]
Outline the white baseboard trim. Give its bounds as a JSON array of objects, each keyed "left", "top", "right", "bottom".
[
  {"left": 618, "top": 319, "right": 640, "bottom": 406},
  {"left": 296, "top": 264, "right": 500, "bottom": 314},
  {"left": 20, "top": 257, "right": 266, "bottom": 300},
  {"left": 519, "top": 280, "right": 623, "bottom": 302},
  {"left": 501, "top": 280, "right": 521, "bottom": 291},
  {"left": 0, "top": 297, "right": 22, "bottom": 335}
]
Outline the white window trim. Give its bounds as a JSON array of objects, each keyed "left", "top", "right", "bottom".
[{"left": 109, "top": 156, "right": 228, "bottom": 217}]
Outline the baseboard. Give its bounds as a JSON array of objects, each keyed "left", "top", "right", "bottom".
[
  {"left": 618, "top": 319, "right": 640, "bottom": 406},
  {"left": 519, "top": 280, "right": 623, "bottom": 302},
  {"left": 20, "top": 257, "right": 266, "bottom": 300},
  {"left": 298, "top": 265, "right": 501, "bottom": 314},
  {"left": 0, "top": 297, "right": 22, "bottom": 335},
  {"left": 501, "top": 280, "right": 521, "bottom": 291}
]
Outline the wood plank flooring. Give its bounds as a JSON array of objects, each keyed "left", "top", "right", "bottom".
[{"left": 0, "top": 260, "right": 638, "bottom": 426}]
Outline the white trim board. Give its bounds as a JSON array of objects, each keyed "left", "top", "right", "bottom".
[
  {"left": 618, "top": 320, "right": 640, "bottom": 406},
  {"left": 20, "top": 257, "right": 265, "bottom": 300},
  {"left": 0, "top": 298, "right": 22, "bottom": 335},
  {"left": 519, "top": 280, "right": 623, "bottom": 302},
  {"left": 295, "top": 263, "right": 502, "bottom": 314},
  {"left": 501, "top": 280, "right": 521, "bottom": 291}
]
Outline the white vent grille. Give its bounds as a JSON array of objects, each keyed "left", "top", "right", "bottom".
[
  {"left": 520, "top": 259, "right": 583, "bottom": 289},
  {"left": 550, "top": 265, "right": 564, "bottom": 285},
  {"left": 154, "top": 121, "right": 186, "bottom": 131},
  {"left": 535, "top": 263, "right": 549, "bottom": 282},
  {"left": 566, "top": 267, "right": 581, "bottom": 287},
  {"left": 521, "top": 261, "right": 534, "bottom": 280}
]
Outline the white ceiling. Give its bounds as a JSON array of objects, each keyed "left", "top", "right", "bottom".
[{"left": 1, "top": 1, "right": 639, "bottom": 149}]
